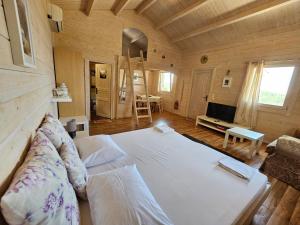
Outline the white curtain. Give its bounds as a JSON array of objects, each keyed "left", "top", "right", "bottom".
[{"left": 235, "top": 61, "right": 264, "bottom": 128}]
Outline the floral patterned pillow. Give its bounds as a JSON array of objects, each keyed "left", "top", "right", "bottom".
[
  {"left": 60, "top": 143, "right": 88, "bottom": 200},
  {"left": 39, "top": 114, "right": 73, "bottom": 150},
  {"left": 0, "top": 131, "right": 79, "bottom": 225},
  {"left": 40, "top": 114, "right": 88, "bottom": 199}
]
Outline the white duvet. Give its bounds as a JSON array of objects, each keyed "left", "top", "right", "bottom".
[{"left": 83, "top": 128, "right": 268, "bottom": 225}]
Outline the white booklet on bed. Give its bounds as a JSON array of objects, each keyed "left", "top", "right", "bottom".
[
  {"left": 154, "top": 124, "right": 174, "bottom": 133},
  {"left": 218, "top": 158, "right": 255, "bottom": 180}
]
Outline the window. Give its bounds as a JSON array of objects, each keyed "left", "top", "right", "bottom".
[
  {"left": 159, "top": 72, "right": 174, "bottom": 92},
  {"left": 258, "top": 66, "right": 295, "bottom": 107}
]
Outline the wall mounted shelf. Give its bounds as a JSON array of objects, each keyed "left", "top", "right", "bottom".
[{"left": 52, "top": 96, "right": 72, "bottom": 103}]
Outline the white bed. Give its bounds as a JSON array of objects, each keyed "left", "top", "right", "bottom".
[{"left": 79, "top": 128, "right": 269, "bottom": 225}]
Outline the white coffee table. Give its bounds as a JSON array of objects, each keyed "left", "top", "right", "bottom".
[{"left": 223, "top": 127, "right": 264, "bottom": 159}]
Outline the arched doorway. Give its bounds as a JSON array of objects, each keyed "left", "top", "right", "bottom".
[{"left": 122, "top": 28, "right": 148, "bottom": 59}]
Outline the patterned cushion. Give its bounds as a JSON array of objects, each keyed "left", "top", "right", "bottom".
[
  {"left": 39, "top": 114, "right": 73, "bottom": 150},
  {"left": 276, "top": 135, "right": 300, "bottom": 158},
  {"left": 40, "top": 114, "right": 88, "bottom": 200},
  {"left": 1, "top": 131, "right": 79, "bottom": 225},
  {"left": 60, "top": 143, "right": 88, "bottom": 200}
]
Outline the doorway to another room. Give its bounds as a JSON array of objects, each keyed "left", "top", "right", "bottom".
[{"left": 89, "top": 61, "right": 112, "bottom": 122}]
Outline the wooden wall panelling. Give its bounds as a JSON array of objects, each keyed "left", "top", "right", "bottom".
[
  {"left": 111, "top": 56, "right": 117, "bottom": 119},
  {"left": 146, "top": 69, "right": 179, "bottom": 113},
  {"left": 84, "top": 59, "right": 91, "bottom": 120},
  {"left": 0, "top": 0, "right": 55, "bottom": 212},
  {"left": 114, "top": 55, "right": 119, "bottom": 119},
  {"left": 54, "top": 10, "right": 182, "bottom": 118},
  {"left": 0, "top": 85, "right": 52, "bottom": 144},
  {"left": 0, "top": 4, "right": 9, "bottom": 39},
  {"left": 0, "top": 36, "right": 15, "bottom": 66},
  {"left": 149, "top": 70, "right": 159, "bottom": 95},
  {"left": 53, "top": 10, "right": 181, "bottom": 72},
  {"left": 0, "top": 70, "right": 51, "bottom": 103},
  {"left": 54, "top": 47, "right": 86, "bottom": 117},
  {"left": 0, "top": 97, "right": 51, "bottom": 196},
  {"left": 50, "top": 0, "right": 86, "bottom": 10},
  {"left": 116, "top": 57, "right": 133, "bottom": 118},
  {"left": 177, "top": 29, "right": 300, "bottom": 142}
]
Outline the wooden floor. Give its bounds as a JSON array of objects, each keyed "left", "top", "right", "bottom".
[{"left": 90, "top": 111, "right": 300, "bottom": 225}]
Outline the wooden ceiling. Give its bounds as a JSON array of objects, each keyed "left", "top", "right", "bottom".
[{"left": 51, "top": 0, "right": 300, "bottom": 51}]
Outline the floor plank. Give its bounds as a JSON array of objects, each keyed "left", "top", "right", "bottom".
[
  {"left": 252, "top": 178, "right": 288, "bottom": 225},
  {"left": 290, "top": 196, "right": 300, "bottom": 225},
  {"left": 89, "top": 111, "right": 300, "bottom": 225},
  {"left": 266, "top": 186, "right": 300, "bottom": 225}
]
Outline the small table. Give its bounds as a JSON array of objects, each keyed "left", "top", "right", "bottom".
[
  {"left": 137, "top": 95, "right": 163, "bottom": 112},
  {"left": 223, "top": 127, "right": 264, "bottom": 159}
]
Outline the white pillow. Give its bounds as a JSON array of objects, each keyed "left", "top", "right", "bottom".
[
  {"left": 74, "top": 135, "right": 126, "bottom": 168},
  {"left": 60, "top": 143, "right": 88, "bottom": 200},
  {"left": 86, "top": 165, "right": 173, "bottom": 225}
]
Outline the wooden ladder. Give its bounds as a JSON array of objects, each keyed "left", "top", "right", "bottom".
[{"left": 126, "top": 50, "right": 152, "bottom": 125}]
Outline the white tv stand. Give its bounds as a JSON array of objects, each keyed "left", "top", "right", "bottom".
[{"left": 196, "top": 115, "right": 249, "bottom": 133}]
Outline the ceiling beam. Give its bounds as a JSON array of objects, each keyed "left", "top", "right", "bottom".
[
  {"left": 85, "top": 0, "right": 95, "bottom": 16},
  {"left": 172, "top": 0, "right": 296, "bottom": 43},
  {"left": 156, "top": 0, "right": 207, "bottom": 30},
  {"left": 112, "top": 0, "right": 131, "bottom": 16},
  {"left": 136, "top": 0, "right": 157, "bottom": 15}
]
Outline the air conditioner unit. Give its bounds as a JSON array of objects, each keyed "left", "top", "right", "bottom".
[{"left": 47, "top": 4, "right": 63, "bottom": 32}]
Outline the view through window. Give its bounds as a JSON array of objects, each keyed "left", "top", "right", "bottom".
[
  {"left": 160, "top": 72, "right": 174, "bottom": 92},
  {"left": 258, "top": 66, "right": 295, "bottom": 106}
]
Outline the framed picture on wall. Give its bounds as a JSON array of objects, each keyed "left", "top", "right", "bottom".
[
  {"left": 100, "top": 70, "right": 107, "bottom": 79},
  {"left": 3, "top": 0, "right": 35, "bottom": 67},
  {"left": 222, "top": 77, "right": 232, "bottom": 88}
]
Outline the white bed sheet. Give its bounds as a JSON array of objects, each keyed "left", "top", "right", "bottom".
[{"left": 81, "top": 128, "right": 268, "bottom": 225}]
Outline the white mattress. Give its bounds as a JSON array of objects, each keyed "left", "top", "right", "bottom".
[{"left": 80, "top": 128, "right": 268, "bottom": 225}]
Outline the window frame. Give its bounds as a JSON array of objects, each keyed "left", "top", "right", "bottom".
[
  {"left": 159, "top": 71, "right": 174, "bottom": 93},
  {"left": 258, "top": 62, "right": 299, "bottom": 113}
]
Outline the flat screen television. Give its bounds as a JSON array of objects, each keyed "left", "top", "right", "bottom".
[{"left": 206, "top": 102, "right": 236, "bottom": 123}]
